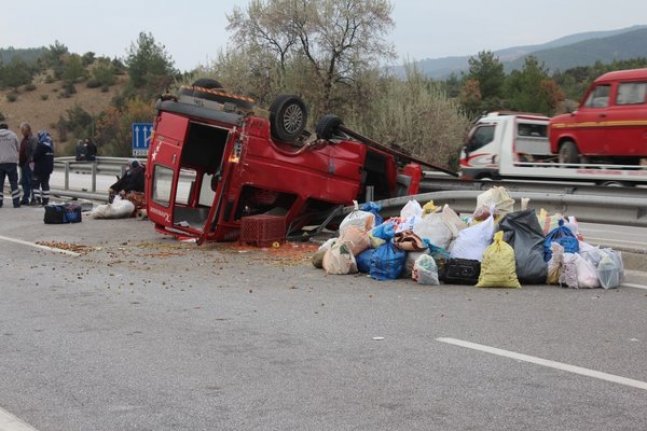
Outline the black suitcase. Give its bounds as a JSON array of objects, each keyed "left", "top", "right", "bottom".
[
  {"left": 44, "top": 204, "right": 82, "bottom": 224},
  {"left": 442, "top": 258, "right": 481, "bottom": 285}
]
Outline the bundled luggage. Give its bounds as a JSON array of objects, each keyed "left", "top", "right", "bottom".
[{"left": 44, "top": 203, "right": 82, "bottom": 224}]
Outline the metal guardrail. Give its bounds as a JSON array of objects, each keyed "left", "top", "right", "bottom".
[
  {"left": 52, "top": 156, "right": 144, "bottom": 195},
  {"left": 47, "top": 157, "right": 647, "bottom": 227},
  {"left": 342, "top": 190, "right": 647, "bottom": 228}
]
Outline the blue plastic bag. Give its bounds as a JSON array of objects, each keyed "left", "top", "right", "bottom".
[
  {"left": 360, "top": 202, "right": 384, "bottom": 226},
  {"left": 357, "top": 249, "right": 375, "bottom": 273},
  {"left": 372, "top": 221, "right": 396, "bottom": 241},
  {"left": 544, "top": 219, "right": 579, "bottom": 261},
  {"left": 370, "top": 241, "right": 407, "bottom": 280}
]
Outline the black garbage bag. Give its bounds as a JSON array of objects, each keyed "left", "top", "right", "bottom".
[{"left": 499, "top": 209, "right": 548, "bottom": 284}]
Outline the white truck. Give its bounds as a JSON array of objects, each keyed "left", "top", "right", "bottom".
[{"left": 458, "top": 112, "right": 647, "bottom": 186}]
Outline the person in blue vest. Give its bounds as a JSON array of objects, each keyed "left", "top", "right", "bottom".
[{"left": 31, "top": 130, "right": 55, "bottom": 206}]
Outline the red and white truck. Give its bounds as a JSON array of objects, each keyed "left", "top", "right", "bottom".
[{"left": 459, "top": 111, "right": 647, "bottom": 186}]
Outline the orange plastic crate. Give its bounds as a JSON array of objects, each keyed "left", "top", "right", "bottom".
[{"left": 239, "top": 214, "right": 286, "bottom": 247}]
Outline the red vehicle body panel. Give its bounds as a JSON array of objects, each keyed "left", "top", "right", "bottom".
[
  {"left": 145, "top": 100, "right": 414, "bottom": 243},
  {"left": 549, "top": 68, "right": 647, "bottom": 160}
]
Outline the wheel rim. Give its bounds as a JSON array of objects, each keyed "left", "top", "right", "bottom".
[{"left": 282, "top": 104, "right": 304, "bottom": 134}]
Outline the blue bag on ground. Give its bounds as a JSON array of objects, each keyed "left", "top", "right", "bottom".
[
  {"left": 372, "top": 221, "right": 396, "bottom": 241},
  {"left": 357, "top": 249, "right": 375, "bottom": 273},
  {"left": 370, "top": 241, "right": 406, "bottom": 280},
  {"left": 544, "top": 220, "right": 578, "bottom": 261},
  {"left": 360, "top": 202, "right": 384, "bottom": 226}
]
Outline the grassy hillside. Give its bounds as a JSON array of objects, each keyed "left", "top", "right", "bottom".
[{"left": 0, "top": 74, "right": 126, "bottom": 147}]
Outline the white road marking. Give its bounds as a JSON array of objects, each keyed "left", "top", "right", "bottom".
[
  {"left": 622, "top": 283, "right": 647, "bottom": 290},
  {"left": 0, "top": 406, "right": 39, "bottom": 431},
  {"left": 0, "top": 234, "right": 80, "bottom": 257},
  {"left": 437, "top": 337, "right": 647, "bottom": 392}
]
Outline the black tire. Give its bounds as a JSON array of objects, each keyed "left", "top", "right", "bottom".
[
  {"left": 315, "top": 114, "right": 343, "bottom": 140},
  {"left": 269, "top": 95, "right": 308, "bottom": 142},
  {"left": 192, "top": 78, "right": 223, "bottom": 89},
  {"left": 558, "top": 140, "right": 579, "bottom": 164}
]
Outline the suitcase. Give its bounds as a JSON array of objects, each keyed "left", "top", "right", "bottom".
[
  {"left": 441, "top": 258, "right": 481, "bottom": 285},
  {"left": 44, "top": 203, "right": 83, "bottom": 224}
]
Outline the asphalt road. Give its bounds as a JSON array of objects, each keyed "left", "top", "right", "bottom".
[{"left": 0, "top": 205, "right": 646, "bottom": 430}]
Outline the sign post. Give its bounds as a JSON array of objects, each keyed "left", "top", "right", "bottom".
[{"left": 132, "top": 122, "right": 153, "bottom": 157}]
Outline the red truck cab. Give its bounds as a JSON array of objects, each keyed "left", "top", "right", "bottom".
[
  {"left": 549, "top": 68, "right": 647, "bottom": 164},
  {"left": 145, "top": 82, "right": 422, "bottom": 243}
]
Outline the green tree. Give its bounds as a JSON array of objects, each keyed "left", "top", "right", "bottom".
[
  {"left": 62, "top": 53, "right": 86, "bottom": 83},
  {"left": 125, "top": 32, "right": 176, "bottom": 94},
  {"left": 0, "top": 57, "right": 33, "bottom": 89},
  {"left": 92, "top": 58, "right": 117, "bottom": 87},
  {"left": 467, "top": 50, "right": 505, "bottom": 100},
  {"left": 227, "top": 0, "right": 395, "bottom": 116},
  {"left": 505, "top": 56, "right": 563, "bottom": 114}
]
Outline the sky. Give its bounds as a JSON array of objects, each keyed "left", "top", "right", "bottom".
[{"left": 3, "top": 0, "right": 647, "bottom": 71}]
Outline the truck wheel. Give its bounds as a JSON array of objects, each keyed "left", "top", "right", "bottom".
[
  {"left": 558, "top": 141, "right": 580, "bottom": 164},
  {"left": 316, "top": 114, "right": 343, "bottom": 140},
  {"left": 192, "top": 78, "right": 223, "bottom": 89},
  {"left": 269, "top": 95, "right": 308, "bottom": 142}
]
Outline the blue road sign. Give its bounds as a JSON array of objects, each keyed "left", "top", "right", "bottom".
[{"left": 132, "top": 122, "right": 153, "bottom": 157}]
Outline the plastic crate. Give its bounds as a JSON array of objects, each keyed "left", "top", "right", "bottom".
[{"left": 239, "top": 214, "right": 286, "bottom": 247}]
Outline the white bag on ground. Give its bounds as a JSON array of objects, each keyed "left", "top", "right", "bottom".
[
  {"left": 412, "top": 254, "right": 439, "bottom": 285},
  {"left": 449, "top": 215, "right": 495, "bottom": 262},
  {"left": 91, "top": 196, "right": 135, "bottom": 219},
  {"left": 547, "top": 242, "right": 565, "bottom": 285},
  {"left": 400, "top": 199, "right": 423, "bottom": 219},
  {"left": 323, "top": 241, "right": 358, "bottom": 275},
  {"left": 476, "top": 186, "right": 515, "bottom": 216},
  {"left": 413, "top": 213, "right": 453, "bottom": 249},
  {"left": 339, "top": 201, "right": 375, "bottom": 236},
  {"left": 574, "top": 253, "right": 600, "bottom": 288},
  {"left": 402, "top": 251, "right": 430, "bottom": 279},
  {"left": 441, "top": 205, "right": 468, "bottom": 237},
  {"left": 597, "top": 253, "right": 621, "bottom": 289},
  {"left": 559, "top": 253, "right": 579, "bottom": 289}
]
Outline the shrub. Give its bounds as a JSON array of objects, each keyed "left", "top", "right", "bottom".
[
  {"left": 45, "top": 75, "right": 55, "bottom": 84},
  {"left": 6, "top": 93, "right": 18, "bottom": 102},
  {"left": 86, "top": 79, "right": 101, "bottom": 89},
  {"left": 40, "top": 94, "right": 49, "bottom": 101},
  {"left": 0, "top": 112, "right": 5, "bottom": 121},
  {"left": 24, "top": 83, "right": 37, "bottom": 92}
]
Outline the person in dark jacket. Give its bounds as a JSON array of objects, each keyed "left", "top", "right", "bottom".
[
  {"left": 85, "top": 138, "right": 97, "bottom": 161},
  {"left": 32, "top": 130, "right": 55, "bottom": 206},
  {"left": 19, "top": 122, "right": 38, "bottom": 205},
  {"left": 109, "top": 159, "right": 145, "bottom": 202},
  {"left": 0, "top": 121, "right": 21, "bottom": 208}
]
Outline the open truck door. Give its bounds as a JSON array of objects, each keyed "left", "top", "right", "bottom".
[{"left": 147, "top": 111, "right": 233, "bottom": 244}]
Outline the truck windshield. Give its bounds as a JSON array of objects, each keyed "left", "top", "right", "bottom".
[{"left": 466, "top": 125, "right": 495, "bottom": 152}]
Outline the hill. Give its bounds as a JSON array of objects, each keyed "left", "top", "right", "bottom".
[
  {"left": 404, "top": 25, "right": 647, "bottom": 79},
  {"left": 0, "top": 76, "right": 126, "bottom": 146},
  {"left": 505, "top": 27, "right": 647, "bottom": 72}
]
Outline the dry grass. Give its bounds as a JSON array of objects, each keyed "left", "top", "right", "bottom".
[{"left": 0, "top": 76, "right": 126, "bottom": 141}]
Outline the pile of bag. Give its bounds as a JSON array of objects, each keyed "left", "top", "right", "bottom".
[{"left": 311, "top": 187, "right": 624, "bottom": 290}]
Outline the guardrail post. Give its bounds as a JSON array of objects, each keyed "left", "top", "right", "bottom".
[
  {"left": 91, "top": 162, "right": 97, "bottom": 192},
  {"left": 64, "top": 161, "right": 70, "bottom": 190}
]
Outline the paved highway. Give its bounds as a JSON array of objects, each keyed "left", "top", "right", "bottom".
[{"left": 0, "top": 204, "right": 645, "bottom": 430}]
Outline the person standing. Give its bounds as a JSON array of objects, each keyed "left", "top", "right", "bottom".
[
  {"left": 19, "top": 122, "right": 38, "bottom": 205},
  {"left": 0, "top": 121, "right": 21, "bottom": 208},
  {"left": 32, "top": 130, "right": 55, "bottom": 206}
]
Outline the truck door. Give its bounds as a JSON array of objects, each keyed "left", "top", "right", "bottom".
[
  {"left": 607, "top": 81, "right": 647, "bottom": 158},
  {"left": 574, "top": 83, "right": 611, "bottom": 156},
  {"left": 148, "top": 114, "right": 187, "bottom": 228}
]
